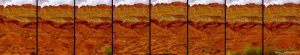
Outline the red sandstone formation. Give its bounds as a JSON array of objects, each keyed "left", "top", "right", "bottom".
[{"left": 0, "top": 2, "right": 299, "bottom": 55}]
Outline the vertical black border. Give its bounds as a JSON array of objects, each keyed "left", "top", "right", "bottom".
[
  {"left": 262, "top": 0, "right": 265, "bottom": 55},
  {"left": 36, "top": 0, "right": 39, "bottom": 55},
  {"left": 112, "top": 0, "right": 114, "bottom": 54},
  {"left": 186, "top": 0, "right": 189, "bottom": 55},
  {"left": 149, "top": 0, "right": 152, "bottom": 55},
  {"left": 224, "top": 0, "right": 227, "bottom": 55},
  {"left": 73, "top": 0, "right": 76, "bottom": 55}
]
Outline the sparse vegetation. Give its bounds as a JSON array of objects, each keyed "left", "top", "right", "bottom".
[
  {"left": 162, "top": 52, "right": 171, "bottom": 55},
  {"left": 233, "top": 52, "right": 242, "bottom": 55},
  {"left": 104, "top": 47, "right": 112, "bottom": 55},
  {"left": 265, "top": 45, "right": 295, "bottom": 55},
  {"left": 1, "top": 2, "right": 300, "bottom": 55},
  {"left": 228, "top": 45, "right": 296, "bottom": 55},
  {"left": 227, "top": 45, "right": 262, "bottom": 55}
]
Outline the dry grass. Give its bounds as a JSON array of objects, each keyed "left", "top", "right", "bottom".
[
  {"left": 265, "top": 4, "right": 300, "bottom": 23},
  {"left": 227, "top": 4, "right": 262, "bottom": 23},
  {"left": 189, "top": 4, "right": 224, "bottom": 22},
  {"left": 0, "top": 6, "right": 36, "bottom": 23},
  {"left": 76, "top": 6, "right": 111, "bottom": 23},
  {"left": 38, "top": 6, "right": 74, "bottom": 24},
  {"left": 152, "top": 3, "right": 186, "bottom": 21},
  {"left": 113, "top": 4, "right": 149, "bottom": 23}
]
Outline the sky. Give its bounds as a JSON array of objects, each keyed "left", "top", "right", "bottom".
[{"left": 0, "top": 0, "right": 299, "bottom": 7}]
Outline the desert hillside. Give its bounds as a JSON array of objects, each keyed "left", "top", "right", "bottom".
[
  {"left": 75, "top": 5, "right": 112, "bottom": 55},
  {"left": 151, "top": 2, "right": 187, "bottom": 54},
  {"left": 113, "top": 4, "right": 149, "bottom": 54},
  {"left": 264, "top": 4, "right": 300, "bottom": 55},
  {"left": 226, "top": 4, "right": 263, "bottom": 54},
  {"left": 1, "top": 2, "right": 299, "bottom": 55},
  {"left": 37, "top": 5, "right": 75, "bottom": 55},
  {"left": 188, "top": 3, "right": 225, "bottom": 55},
  {"left": 0, "top": 5, "right": 36, "bottom": 55}
]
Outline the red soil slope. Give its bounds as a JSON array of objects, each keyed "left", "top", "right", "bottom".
[
  {"left": 188, "top": 3, "right": 225, "bottom": 55},
  {"left": 226, "top": 4, "right": 263, "bottom": 53},
  {"left": 0, "top": 5, "right": 36, "bottom": 55},
  {"left": 37, "top": 5, "right": 74, "bottom": 55},
  {"left": 1, "top": 3, "right": 299, "bottom": 55},
  {"left": 113, "top": 4, "right": 149, "bottom": 54},
  {"left": 264, "top": 4, "right": 300, "bottom": 55},
  {"left": 151, "top": 2, "right": 187, "bottom": 54},
  {"left": 75, "top": 5, "right": 112, "bottom": 55}
]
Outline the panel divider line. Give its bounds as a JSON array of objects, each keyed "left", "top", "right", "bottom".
[
  {"left": 224, "top": 0, "right": 227, "bottom": 55},
  {"left": 73, "top": 0, "right": 76, "bottom": 55},
  {"left": 112, "top": 0, "right": 114, "bottom": 54},
  {"left": 262, "top": 0, "right": 265, "bottom": 55},
  {"left": 149, "top": 0, "right": 152, "bottom": 54},
  {"left": 36, "top": 0, "right": 39, "bottom": 54},
  {"left": 186, "top": 0, "right": 189, "bottom": 55}
]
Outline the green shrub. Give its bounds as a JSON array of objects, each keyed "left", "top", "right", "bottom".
[
  {"left": 228, "top": 45, "right": 262, "bottom": 55},
  {"left": 243, "top": 45, "right": 252, "bottom": 55},
  {"left": 242, "top": 45, "right": 262, "bottom": 55},
  {"left": 253, "top": 47, "right": 261, "bottom": 55},
  {"left": 104, "top": 47, "right": 112, "bottom": 55}
]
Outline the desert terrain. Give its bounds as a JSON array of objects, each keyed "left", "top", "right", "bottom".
[
  {"left": 37, "top": 5, "right": 74, "bottom": 55},
  {"left": 188, "top": 3, "right": 225, "bottom": 55},
  {"left": 1, "top": 2, "right": 299, "bottom": 55},
  {"left": 75, "top": 5, "right": 112, "bottom": 55},
  {"left": 151, "top": 2, "right": 187, "bottom": 54},
  {"left": 226, "top": 4, "right": 300, "bottom": 55},
  {"left": 0, "top": 5, "right": 37, "bottom": 55},
  {"left": 264, "top": 4, "right": 300, "bottom": 55},
  {"left": 113, "top": 4, "right": 149, "bottom": 54},
  {"left": 226, "top": 4, "right": 263, "bottom": 55}
]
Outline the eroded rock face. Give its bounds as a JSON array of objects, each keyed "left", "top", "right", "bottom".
[
  {"left": 264, "top": 4, "right": 300, "bottom": 54},
  {"left": 0, "top": 5, "right": 37, "bottom": 55},
  {"left": 1, "top": 3, "right": 300, "bottom": 55}
]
